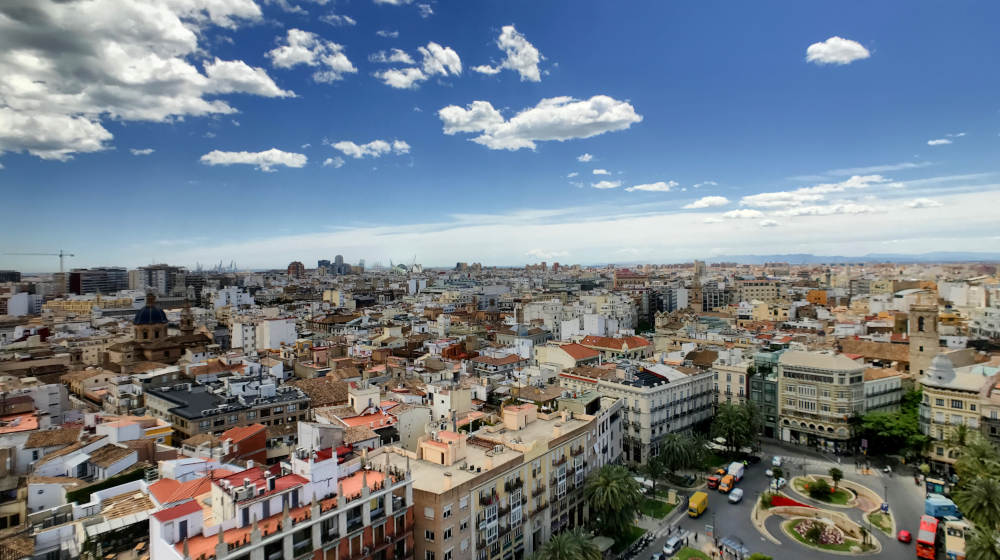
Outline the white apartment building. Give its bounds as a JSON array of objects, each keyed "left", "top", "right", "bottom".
[
  {"left": 230, "top": 316, "right": 296, "bottom": 353},
  {"left": 558, "top": 361, "right": 714, "bottom": 463},
  {"left": 712, "top": 348, "right": 749, "bottom": 405}
]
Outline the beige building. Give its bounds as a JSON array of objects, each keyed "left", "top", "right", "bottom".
[
  {"left": 378, "top": 400, "right": 623, "bottom": 560},
  {"left": 908, "top": 302, "right": 940, "bottom": 377},
  {"left": 737, "top": 280, "right": 781, "bottom": 303},
  {"left": 712, "top": 348, "right": 749, "bottom": 405},
  {"left": 919, "top": 355, "right": 996, "bottom": 471},
  {"left": 778, "top": 351, "right": 866, "bottom": 451}
]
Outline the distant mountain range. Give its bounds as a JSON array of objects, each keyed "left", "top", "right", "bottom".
[{"left": 702, "top": 252, "right": 1000, "bottom": 265}]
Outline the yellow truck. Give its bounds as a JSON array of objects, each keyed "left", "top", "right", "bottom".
[{"left": 688, "top": 491, "right": 708, "bottom": 517}]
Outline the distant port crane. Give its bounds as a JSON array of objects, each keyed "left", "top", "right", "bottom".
[{"left": 4, "top": 250, "right": 75, "bottom": 273}]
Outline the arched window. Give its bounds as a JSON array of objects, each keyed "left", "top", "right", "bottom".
[{"left": 918, "top": 316, "right": 925, "bottom": 332}]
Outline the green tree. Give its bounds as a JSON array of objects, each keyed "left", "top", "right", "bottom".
[
  {"left": 771, "top": 467, "right": 784, "bottom": 480},
  {"left": 748, "top": 554, "right": 772, "bottom": 560},
  {"left": 805, "top": 523, "right": 823, "bottom": 543},
  {"left": 534, "top": 530, "right": 602, "bottom": 560},
  {"left": 828, "top": 467, "right": 843, "bottom": 490},
  {"left": 659, "top": 433, "right": 695, "bottom": 473},
  {"left": 955, "top": 436, "right": 1000, "bottom": 481},
  {"left": 954, "top": 477, "right": 1000, "bottom": 529},
  {"left": 809, "top": 478, "right": 832, "bottom": 500},
  {"left": 643, "top": 454, "right": 666, "bottom": 495},
  {"left": 585, "top": 465, "right": 642, "bottom": 537},
  {"left": 857, "top": 389, "right": 927, "bottom": 457},
  {"left": 967, "top": 527, "right": 1000, "bottom": 560},
  {"left": 711, "top": 402, "right": 763, "bottom": 455}
]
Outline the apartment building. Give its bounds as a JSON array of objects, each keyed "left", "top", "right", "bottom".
[
  {"left": 68, "top": 267, "right": 128, "bottom": 295},
  {"left": 151, "top": 440, "right": 415, "bottom": 560},
  {"left": 919, "top": 355, "right": 996, "bottom": 471},
  {"left": 777, "top": 351, "right": 866, "bottom": 451},
  {"left": 559, "top": 361, "right": 713, "bottom": 463},
  {"left": 863, "top": 368, "right": 904, "bottom": 413},
  {"left": 737, "top": 279, "right": 780, "bottom": 303},
  {"left": 376, "top": 400, "right": 622, "bottom": 560},
  {"left": 577, "top": 335, "right": 652, "bottom": 361},
  {"left": 145, "top": 381, "right": 310, "bottom": 440},
  {"left": 231, "top": 316, "right": 298, "bottom": 354},
  {"left": 712, "top": 348, "right": 749, "bottom": 405}
]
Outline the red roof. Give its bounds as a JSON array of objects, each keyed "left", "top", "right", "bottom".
[
  {"left": 222, "top": 423, "right": 266, "bottom": 443},
  {"left": 152, "top": 500, "right": 202, "bottom": 522},
  {"left": 149, "top": 471, "right": 232, "bottom": 505},
  {"left": 559, "top": 343, "right": 600, "bottom": 360},
  {"left": 579, "top": 335, "right": 650, "bottom": 350}
]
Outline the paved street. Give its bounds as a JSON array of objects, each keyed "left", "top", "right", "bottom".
[{"left": 634, "top": 441, "right": 928, "bottom": 559}]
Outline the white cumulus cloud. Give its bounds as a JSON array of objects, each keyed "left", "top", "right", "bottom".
[
  {"left": 694, "top": 180, "right": 717, "bottom": 189},
  {"left": 683, "top": 196, "right": 730, "bottom": 209},
  {"left": 266, "top": 29, "right": 357, "bottom": 83},
  {"left": 130, "top": 148, "right": 155, "bottom": 156},
  {"left": 592, "top": 180, "right": 622, "bottom": 190},
  {"left": 323, "top": 156, "right": 345, "bottom": 168},
  {"left": 0, "top": 0, "right": 291, "bottom": 161},
  {"left": 472, "top": 25, "right": 543, "bottom": 82},
  {"left": 741, "top": 175, "right": 889, "bottom": 208},
  {"left": 592, "top": 169, "right": 610, "bottom": 175},
  {"left": 773, "top": 203, "right": 879, "bottom": 217},
  {"left": 927, "top": 139, "right": 952, "bottom": 146},
  {"left": 200, "top": 148, "right": 307, "bottom": 172},
  {"left": 806, "top": 36, "right": 871, "bottom": 65},
  {"left": 321, "top": 13, "right": 356, "bottom": 26},
  {"left": 370, "top": 49, "right": 415, "bottom": 64},
  {"left": 626, "top": 181, "right": 677, "bottom": 193},
  {"left": 567, "top": 172, "right": 579, "bottom": 178},
  {"left": 760, "top": 220, "right": 779, "bottom": 228},
  {"left": 374, "top": 42, "right": 461, "bottom": 89},
  {"left": 438, "top": 95, "right": 642, "bottom": 151},
  {"left": 905, "top": 198, "right": 943, "bottom": 208},
  {"left": 577, "top": 153, "right": 594, "bottom": 162},
  {"left": 376, "top": 30, "right": 399, "bottom": 38},
  {"left": 723, "top": 209, "right": 766, "bottom": 219},
  {"left": 374, "top": 0, "right": 412, "bottom": 4},
  {"left": 417, "top": 4, "right": 433, "bottom": 17},
  {"left": 332, "top": 139, "right": 410, "bottom": 159}
]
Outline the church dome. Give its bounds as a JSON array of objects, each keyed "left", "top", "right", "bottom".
[
  {"left": 926, "top": 353, "right": 955, "bottom": 384},
  {"left": 133, "top": 293, "right": 168, "bottom": 325}
]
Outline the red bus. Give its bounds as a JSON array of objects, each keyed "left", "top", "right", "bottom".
[{"left": 917, "top": 515, "right": 940, "bottom": 559}]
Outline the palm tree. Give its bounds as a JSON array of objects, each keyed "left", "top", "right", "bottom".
[
  {"left": 967, "top": 527, "right": 1000, "bottom": 560},
  {"left": 584, "top": 464, "right": 642, "bottom": 537},
  {"left": 534, "top": 530, "right": 601, "bottom": 560},
  {"left": 711, "top": 402, "right": 763, "bottom": 455},
  {"left": 659, "top": 433, "right": 694, "bottom": 472},
  {"left": 956, "top": 436, "right": 1000, "bottom": 481},
  {"left": 828, "top": 467, "right": 843, "bottom": 490},
  {"left": 954, "top": 477, "right": 1000, "bottom": 529}
]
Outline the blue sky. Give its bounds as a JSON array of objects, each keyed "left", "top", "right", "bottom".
[{"left": 1, "top": 0, "right": 999, "bottom": 270}]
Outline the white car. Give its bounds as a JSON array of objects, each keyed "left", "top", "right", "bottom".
[
  {"left": 765, "top": 468, "right": 774, "bottom": 477},
  {"left": 771, "top": 477, "right": 787, "bottom": 490},
  {"left": 728, "top": 488, "right": 744, "bottom": 504},
  {"left": 772, "top": 455, "right": 783, "bottom": 467},
  {"left": 663, "top": 536, "right": 683, "bottom": 556}
]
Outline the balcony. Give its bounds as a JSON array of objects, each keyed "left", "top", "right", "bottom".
[
  {"left": 552, "top": 455, "right": 567, "bottom": 467},
  {"left": 531, "top": 484, "right": 546, "bottom": 498},
  {"left": 479, "top": 491, "right": 498, "bottom": 507},
  {"left": 570, "top": 446, "right": 584, "bottom": 457},
  {"left": 503, "top": 477, "right": 523, "bottom": 493}
]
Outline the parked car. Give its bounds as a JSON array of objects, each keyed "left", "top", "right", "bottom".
[
  {"left": 897, "top": 530, "right": 912, "bottom": 543},
  {"left": 663, "top": 536, "right": 683, "bottom": 555},
  {"left": 772, "top": 456, "right": 783, "bottom": 467},
  {"left": 770, "top": 477, "right": 787, "bottom": 490},
  {"left": 765, "top": 468, "right": 774, "bottom": 477},
  {"left": 651, "top": 553, "right": 667, "bottom": 560},
  {"left": 728, "top": 488, "right": 744, "bottom": 504}
]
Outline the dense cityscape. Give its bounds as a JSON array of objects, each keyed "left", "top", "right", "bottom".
[
  {"left": 0, "top": 258, "right": 998, "bottom": 560},
  {"left": 4, "top": 1, "right": 1000, "bottom": 560}
]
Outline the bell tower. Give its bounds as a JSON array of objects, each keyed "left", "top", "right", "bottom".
[{"left": 908, "top": 296, "right": 939, "bottom": 377}]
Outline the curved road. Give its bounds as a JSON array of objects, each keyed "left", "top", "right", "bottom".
[{"left": 630, "top": 442, "right": 923, "bottom": 560}]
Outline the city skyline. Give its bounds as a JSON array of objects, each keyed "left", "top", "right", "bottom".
[{"left": 2, "top": 1, "right": 1000, "bottom": 270}]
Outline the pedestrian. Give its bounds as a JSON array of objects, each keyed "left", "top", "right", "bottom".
[{"left": 695, "top": 533, "right": 698, "bottom": 542}]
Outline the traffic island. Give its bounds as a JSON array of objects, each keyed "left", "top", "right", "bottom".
[
  {"left": 790, "top": 475, "right": 856, "bottom": 507},
  {"left": 783, "top": 518, "right": 880, "bottom": 554},
  {"left": 866, "top": 511, "right": 894, "bottom": 536}
]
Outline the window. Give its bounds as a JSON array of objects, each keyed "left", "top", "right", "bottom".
[
  {"left": 424, "top": 507, "right": 435, "bottom": 519},
  {"left": 970, "top": 404, "right": 977, "bottom": 412},
  {"left": 228, "top": 414, "right": 238, "bottom": 423},
  {"left": 918, "top": 316, "right": 925, "bottom": 332},
  {"left": 444, "top": 527, "right": 452, "bottom": 540},
  {"left": 460, "top": 519, "right": 468, "bottom": 531},
  {"left": 247, "top": 411, "right": 256, "bottom": 419},
  {"left": 425, "top": 530, "right": 435, "bottom": 541},
  {"left": 461, "top": 539, "right": 469, "bottom": 551},
  {"left": 425, "top": 552, "right": 435, "bottom": 560},
  {"left": 272, "top": 406, "right": 283, "bottom": 414},
  {"left": 459, "top": 496, "right": 469, "bottom": 509},
  {"left": 444, "top": 551, "right": 452, "bottom": 560},
  {"left": 288, "top": 404, "right": 297, "bottom": 411},
  {"left": 951, "top": 400, "right": 963, "bottom": 410},
  {"left": 443, "top": 504, "right": 452, "bottom": 519},
  {"left": 199, "top": 420, "right": 210, "bottom": 428},
  {"left": 936, "top": 398, "right": 945, "bottom": 406}
]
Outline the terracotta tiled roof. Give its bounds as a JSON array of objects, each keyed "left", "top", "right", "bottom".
[
  {"left": 864, "top": 368, "right": 903, "bottom": 381},
  {"left": 222, "top": 423, "right": 265, "bottom": 444},
  {"left": 579, "top": 335, "right": 651, "bottom": 350},
  {"left": 289, "top": 377, "right": 349, "bottom": 407},
  {"left": 87, "top": 444, "right": 135, "bottom": 468},
  {"left": 838, "top": 338, "right": 910, "bottom": 363},
  {"left": 559, "top": 343, "right": 600, "bottom": 361}
]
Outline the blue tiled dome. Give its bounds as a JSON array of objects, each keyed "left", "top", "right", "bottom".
[{"left": 133, "top": 304, "right": 167, "bottom": 325}]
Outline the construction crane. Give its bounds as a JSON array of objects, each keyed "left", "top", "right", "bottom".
[{"left": 4, "top": 250, "right": 75, "bottom": 273}]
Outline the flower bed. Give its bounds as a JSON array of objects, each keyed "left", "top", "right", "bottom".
[
  {"left": 770, "top": 494, "right": 814, "bottom": 509},
  {"left": 794, "top": 519, "right": 844, "bottom": 545}
]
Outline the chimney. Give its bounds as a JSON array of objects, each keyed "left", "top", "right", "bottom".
[
  {"left": 267, "top": 475, "right": 276, "bottom": 491},
  {"left": 442, "top": 472, "right": 452, "bottom": 490},
  {"left": 247, "top": 459, "right": 254, "bottom": 469}
]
